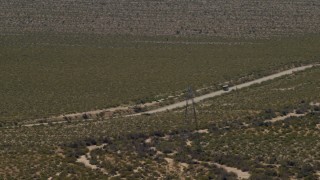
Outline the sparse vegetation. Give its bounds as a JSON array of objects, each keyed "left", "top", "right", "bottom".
[
  {"left": 0, "top": 66, "right": 319, "bottom": 179},
  {"left": 0, "top": 34, "right": 320, "bottom": 124},
  {"left": 1, "top": 0, "right": 319, "bottom": 37},
  {"left": 1, "top": 1, "right": 320, "bottom": 178}
]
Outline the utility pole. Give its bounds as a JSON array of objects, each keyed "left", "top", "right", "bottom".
[{"left": 184, "top": 86, "right": 198, "bottom": 130}]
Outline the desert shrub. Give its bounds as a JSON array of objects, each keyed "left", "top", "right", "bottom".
[
  {"left": 101, "top": 137, "right": 112, "bottom": 144},
  {"left": 264, "top": 169, "right": 278, "bottom": 177},
  {"left": 215, "top": 171, "right": 237, "bottom": 180},
  {"left": 63, "top": 116, "right": 71, "bottom": 121},
  {"left": 262, "top": 109, "right": 277, "bottom": 119},
  {"left": 296, "top": 108, "right": 307, "bottom": 114},
  {"left": 249, "top": 173, "right": 272, "bottom": 180},
  {"left": 208, "top": 123, "right": 219, "bottom": 132},
  {"left": 174, "top": 152, "right": 191, "bottom": 163},
  {"left": 69, "top": 148, "right": 87, "bottom": 158},
  {"left": 280, "top": 160, "right": 298, "bottom": 168},
  {"left": 82, "top": 114, "right": 89, "bottom": 120},
  {"left": 68, "top": 142, "right": 80, "bottom": 149},
  {"left": 162, "top": 148, "right": 173, "bottom": 154},
  {"left": 95, "top": 112, "right": 105, "bottom": 120},
  {"left": 281, "top": 107, "right": 294, "bottom": 115},
  {"left": 168, "top": 129, "right": 180, "bottom": 135},
  {"left": 266, "top": 157, "right": 277, "bottom": 164},
  {"left": 127, "top": 133, "right": 147, "bottom": 140},
  {"left": 152, "top": 131, "right": 165, "bottom": 137},
  {"left": 297, "top": 164, "right": 314, "bottom": 178}
]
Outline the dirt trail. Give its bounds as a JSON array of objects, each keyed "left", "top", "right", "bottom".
[
  {"left": 76, "top": 144, "right": 107, "bottom": 174},
  {"left": 194, "top": 159, "right": 250, "bottom": 179},
  {"left": 133, "top": 64, "right": 317, "bottom": 116},
  {"left": 164, "top": 158, "right": 189, "bottom": 177},
  {"left": 214, "top": 163, "right": 250, "bottom": 179},
  {"left": 17, "top": 64, "right": 318, "bottom": 127},
  {"left": 135, "top": 40, "right": 261, "bottom": 45},
  {"left": 194, "top": 129, "right": 209, "bottom": 134},
  {"left": 310, "top": 102, "right": 320, "bottom": 106},
  {"left": 265, "top": 102, "right": 320, "bottom": 123},
  {"left": 264, "top": 112, "right": 307, "bottom": 123}
]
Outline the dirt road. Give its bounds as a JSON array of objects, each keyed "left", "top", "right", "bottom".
[
  {"left": 18, "top": 63, "right": 318, "bottom": 127},
  {"left": 132, "top": 64, "right": 316, "bottom": 116}
]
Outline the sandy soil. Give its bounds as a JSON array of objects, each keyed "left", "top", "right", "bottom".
[
  {"left": 186, "top": 139, "right": 192, "bottom": 146},
  {"left": 214, "top": 163, "right": 250, "bottom": 179},
  {"left": 76, "top": 144, "right": 107, "bottom": 174},
  {"left": 164, "top": 158, "right": 175, "bottom": 170},
  {"left": 272, "top": 87, "right": 295, "bottom": 91},
  {"left": 164, "top": 158, "right": 189, "bottom": 175},
  {"left": 144, "top": 137, "right": 152, "bottom": 144},
  {"left": 76, "top": 155, "right": 98, "bottom": 170},
  {"left": 310, "top": 102, "right": 320, "bottom": 106},
  {"left": 264, "top": 112, "right": 306, "bottom": 123},
  {"left": 194, "top": 129, "right": 209, "bottom": 134}
]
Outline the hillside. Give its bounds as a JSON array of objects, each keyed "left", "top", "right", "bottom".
[
  {"left": 1, "top": 1, "right": 320, "bottom": 179},
  {"left": 1, "top": 65, "right": 319, "bottom": 179}
]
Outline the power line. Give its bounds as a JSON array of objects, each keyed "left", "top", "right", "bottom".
[{"left": 184, "top": 86, "right": 198, "bottom": 130}]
